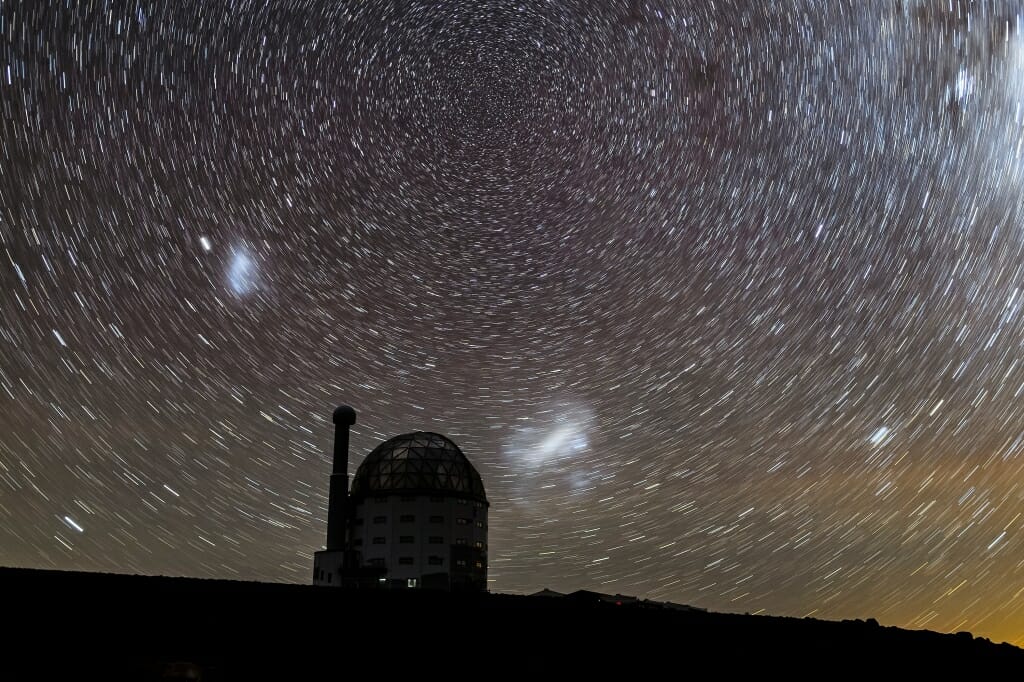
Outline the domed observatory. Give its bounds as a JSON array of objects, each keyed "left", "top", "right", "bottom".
[{"left": 313, "top": 407, "right": 489, "bottom": 591}]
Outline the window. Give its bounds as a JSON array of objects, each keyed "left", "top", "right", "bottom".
[
  {"left": 369, "top": 558, "right": 385, "bottom": 567},
  {"left": 476, "top": 521, "right": 485, "bottom": 529},
  {"left": 428, "top": 536, "right": 444, "bottom": 544},
  {"left": 455, "top": 559, "right": 467, "bottom": 568},
  {"left": 353, "top": 538, "right": 363, "bottom": 547},
  {"left": 429, "top": 515, "right": 444, "bottom": 524},
  {"left": 455, "top": 538, "right": 467, "bottom": 546},
  {"left": 474, "top": 502, "right": 483, "bottom": 509},
  {"left": 327, "top": 572, "right": 332, "bottom": 583},
  {"left": 429, "top": 496, "right": 444, "bottom": 503},
  {"left": 398, "top": 557, "right": 414, "bottom": 565},
  {"left": 475, "top": 561, "right": 483, "bottom": 569},
  {"left": 399, "top": 514, "right": 415, "bottom": 523},
  {"left": 372, "top": 537, "right": 386, "bottom": 545},
  {"left": 399, "top": 536, "right": 414, "bottom": 544},
  {"left": 354, "top": 517, "right": 364, "bottom": 526},
  {"left": 456, "top": 518, "right": 470, "bottom": 526},
  {"left": 407, "top": 578, "right": 418, "bottom": 588},
  {"left": 456, "top": 498, "right": 468, "bottom": 506},
  {"left": 474, "top": 541, "right": 483, "bottom": 549},
  {"left": 428, "top": 556, "right": 443, "bottom": 566},
  {"left": 373, "top": 516, "right": 387, "bottom": 524},
  {"left": 400, "top": 495, "right": 417, "bottom": 502},
  {"left": 375, "top": 496, "right": 388, "bottom": 503}
]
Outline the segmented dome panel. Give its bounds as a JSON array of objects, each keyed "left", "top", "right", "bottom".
[{"left": 350, "top": 432, "right": 487, "bottom": 503}]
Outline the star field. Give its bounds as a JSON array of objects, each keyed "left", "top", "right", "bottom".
[{"left": 3, "top": 0, "right": 1024, "bottom": 645}]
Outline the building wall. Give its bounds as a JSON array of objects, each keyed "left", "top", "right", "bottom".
[
  {"left": 349, "top": 493, "right": 488, "bottom": 589},
  {"left": 312, "top": 549, "right": 345, "bottom": 586}
]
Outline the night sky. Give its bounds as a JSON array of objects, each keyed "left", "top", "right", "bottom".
[{"left": 3, "top": 0, "right": 1024, "bottom": 644}]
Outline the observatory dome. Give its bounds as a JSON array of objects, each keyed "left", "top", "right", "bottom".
[{"left": 350, "top": 432, "right": 488, "bottom": 504}]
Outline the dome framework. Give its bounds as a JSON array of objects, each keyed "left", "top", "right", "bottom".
[{"left": 350, "top": 431, "right": 488, "bottom": 504}]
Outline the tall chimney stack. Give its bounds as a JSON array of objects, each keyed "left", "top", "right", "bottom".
[{"left": 326, "top": 405, "right": 356, "bottom": 551}]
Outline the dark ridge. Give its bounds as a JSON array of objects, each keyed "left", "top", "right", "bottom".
[{"left": 4, "top": 566, "right": 1020, "bottom": 679}]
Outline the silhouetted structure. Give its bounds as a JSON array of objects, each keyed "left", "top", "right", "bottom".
[{"left": 313, "top": 406, "right": 489, "bottom": 590}]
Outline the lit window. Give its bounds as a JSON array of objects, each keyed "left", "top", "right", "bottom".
[
  {"left": 428, "top": 536, "right": 444, "bottom": 544},
  {"left": 372, "top": 537, "right": 386, "bottom": 545},
  {"left": 398, "top": 557, "right": 414, "bottom": 565},
  {"left": 428, "top": 556, "right": 443, "bottom": 566},
  {"left": 474, "top": 541, "right": 483, "bottom": 549},
  {"left": 373, "top": 516, "right": 387, "bottom": 524},
  {"left": 429, "top": 515, "right": 444, "bottom": 524},
  {"left": 399, "top": 514, "right": 415, "bottom": 523},
  {"left": 399, "top": 536, "right": 414, "bottom": 544},
  {"left": 407, "top": 578, "right": 418, "bottom": 588},
  {"left": 475, "top": 561, "right": 483, "bottom": 569},
  {"left": 476, "top": 521, "right": 485, "bottom": 529}
]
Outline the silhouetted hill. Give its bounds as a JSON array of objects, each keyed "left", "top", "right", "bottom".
[{"left": 3, "top": 566, "right": 1020, "bottom": 679}]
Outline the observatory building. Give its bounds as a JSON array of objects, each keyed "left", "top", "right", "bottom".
[{"left": 313, "top": 406, "right": 489, "bottom": 591}]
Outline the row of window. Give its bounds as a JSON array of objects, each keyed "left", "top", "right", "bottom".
[
  {"left": 362, "top": 557, "right": 484, "bottom": 569},
  {"left": 359, "top": 536, "right": 486, "bottom": 549},
  {"left": 356, "top": 515, "right": 485, "bottom": 528},
  {"left": 453, "top": 560, "right": 485, "bottom": 569},
  {"left": 370, "top": 495, "right": 485, "bottom": 509}
]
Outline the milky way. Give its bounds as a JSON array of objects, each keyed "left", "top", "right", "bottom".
[{"left": 3, "top": 0, "right": 1024, "bottom": 644}]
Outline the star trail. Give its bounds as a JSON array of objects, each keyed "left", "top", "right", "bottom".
[{"left": 2, "top": 0, "right": 1024, "bottom": 645}]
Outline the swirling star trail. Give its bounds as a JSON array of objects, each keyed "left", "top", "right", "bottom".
[{"left": 2, "top": 0, "right": 1024, "bottom": 645}]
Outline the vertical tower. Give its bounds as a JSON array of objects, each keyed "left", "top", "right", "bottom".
[{"left": 313, "top": 405, "right": 356, "bottom": 586}]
